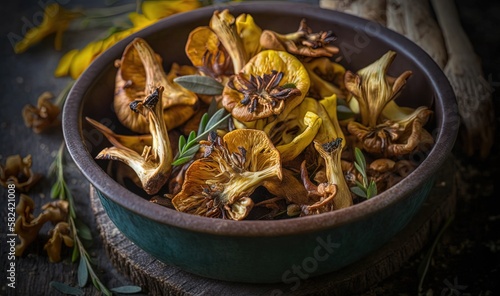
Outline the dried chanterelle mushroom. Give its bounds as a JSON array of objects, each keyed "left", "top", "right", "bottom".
[
  {"left": 172, "top": 129, "right": 282, "bottom": 220},
  {"left": 15, "top": 194, "right": 69, "bottom": 257},
  {"left": 222, "top": 50, "right": 309, "bottom": 122},
  {"left": 114, "top": 38, "right": 198, "bottom": 133},
  {"left": 87, "top": 11, "right": 438, "bottom": 220},
  {"left": 260, "top": 18, "right": 339, "bottom": 59},
  {"left": 22, "top": 91, "right": 60, "bottom": 133},
  {"left": 299, "top": 139, "right": 353, "bottom": 215},
  {"left": 96, "top": 87, "right": 173, "bottom": 195},
  {"left": 44, "top": 221, "right": 74, "bottom": 262},
  {"left": 0, "top": 154, "right": 42, "bottom": 192},
  {"left": 345, "top": 50, "right": 434, "bottom": 157}
]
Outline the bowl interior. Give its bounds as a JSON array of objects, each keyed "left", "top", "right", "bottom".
[{"left": 64, "top": 2, "right": 458, "bottom": 236}]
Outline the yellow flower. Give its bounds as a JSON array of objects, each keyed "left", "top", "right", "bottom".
[
  {"left": 141, "top": 0, "right": 201, "bottom": 20},
  {"left": 54, "top": 1, "right": 201, "bottom": 79},
  {"left": 14, "top": 4, "right": 81, "bottom": 54}
]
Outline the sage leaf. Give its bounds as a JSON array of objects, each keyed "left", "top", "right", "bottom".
[
  {"left": 178, "top": 135, "right": 186, "bottom": 154},
  {"left": 350, "top": 186, "right": 367, "bottom": 198},
  {"left": 50, "top": 281, "right": 84, "bottom": 295},
  {"left": 174, "top": 75, "right": 224, "bottom": 95},
  {"left": 78, "top": 255, "right": 88, "bottom": 287},
  {"left": 366, "top": 181, "right": 378, "bottom": 198},
  {"left": 71, "top": 245, "right": 79, "bottom": 262},
  {"left": 354, "top": 162, "right": 367, "bottom": 183},
  {"left": 183, "top": 144, "right": 201, "bottom": 157},
  {"left": 172, "top": 108, "right": 230, "bottom": 166},
  {"left": 110, "top": 285, "right": 142, "bottom": 294},
  {"left": 354, "top": 147, "right": 367, "bottom": 173},
  {"left": 197, "top": 113, "right": 209, "bottom": 136},
  {"left": 171, "top": 156, "right": 195, "bottom": 166},
  {"left": 75, "top": 219, "right": 92, "bottom": 241},
  {"left": 50, "top": 182, "right": 61, "bottom": 199}
]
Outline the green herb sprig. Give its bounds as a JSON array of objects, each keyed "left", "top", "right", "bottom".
[
  {"left": 49, "top": 142, "right": 141, "bottom": 296},
  {"left": 172, "top": 107, "right": 230, "bottom": 166},
  {"left": 350, "top": 147, "right": 378, "bottom": 199}
]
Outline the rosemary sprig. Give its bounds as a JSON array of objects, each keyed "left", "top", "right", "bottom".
[
  {"left": 49, "top": 142, "right": 141, "bottom": 295},
  {"left": 350, "top": 147, "right": 378, "bottom": 199},
  {"left": 172, "top": 107, "right": 230, "bottom": 166}
]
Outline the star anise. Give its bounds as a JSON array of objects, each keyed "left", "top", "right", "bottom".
[{"left": 227, "top": 70, "right": 301, "bottom": 114}]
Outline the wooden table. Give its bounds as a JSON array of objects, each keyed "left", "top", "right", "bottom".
[{"left": 0, "top": 1, "right": 497, "bottom": 295}]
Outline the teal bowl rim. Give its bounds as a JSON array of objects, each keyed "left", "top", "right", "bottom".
[{"left": 62, "top": 1, "right": 458, "bottom": 237}]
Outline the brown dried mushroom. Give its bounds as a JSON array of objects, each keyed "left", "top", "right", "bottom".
[
  {"left": 260, "top": 19, "right": 339, "bottom": 59},
  {"left": 300, "top": 139, "right": 353, "bottom": 215},
  {"left": 114, "top": 38, "right": 198, "bottom": 133},
  {"left": 22, "top": 91, "right": 60, "bottom": 133},
  {"left": 44, "top": 221, "right": 74, "bottom": 262},
  {"left": 96, "top": 87, "right": 173, "bottom": 195},
  {"left": 172, "top": 129, "right": 282, "bottom": 220},
  {"left": 15, "top": 195, "right": 69, "bottom": 256},
  {"left": 222, "top": 50, "right": 309, "bottom": 122},
  {"left": 0, "top": 154, "right": 42, "bottom": 192}
]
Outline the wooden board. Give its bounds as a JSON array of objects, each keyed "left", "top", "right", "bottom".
[{"left": 90, "top": 159, "right": 456, "bottom": 295}]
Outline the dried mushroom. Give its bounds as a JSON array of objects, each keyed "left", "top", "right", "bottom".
[
  {"left": 96, "top": 87, "right": 173, "bottom": 195},
  {"left": 93, "top": 12, "right": 437, "bottom": 220},
  {"left": 0, "top": 154, "right": 42, "bottom": 192},
  {"left": 86, "top": 117, "right": 152, "bottom": 154},
  {"left": 15, "top": 195, "right": 68, "bottom": 256},
  {"left": 348, "top": 106, "right": 433, "bottom": 157},
  {"left": 344, "top": 50, "right": 412, "bottom": 128},
  {"left": 44, "top": 221, "right": 74, "bottom": 262},
  {"left": 172, "top": 129, "right": 282, "bottom": 220},
  {"left": 222, "top": 50, "right": 309, "bottom": 122},
  {"left": 304, "top": 57, "right": 346, "bottom": 99},
  {"left": 263, "top": 101, "right": 322, "bottom": 162},
  {"left": 114, "top": 38, "right": 198, "bottom": 133},
  {"left": 185, "top": 26, "right": 233, "bottom": 80},
  {"left": 235, "top": 13, "right": 263, "bottom": 60},
  {"left": 22, "top": 92, "right": 61, "bottom": 133},
  {"left": 300, "top": 139, "right": 352, "bottom": 215},
  {"left": 260, "top": 19, "right": 339, "bottom": 59},
  {"left": 209, "top": 9, "right": 248, "bottom": 73}
]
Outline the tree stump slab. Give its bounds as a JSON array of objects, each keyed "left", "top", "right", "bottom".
[{"left": 90, "top": 159, "right": 456, "bottom": 295}]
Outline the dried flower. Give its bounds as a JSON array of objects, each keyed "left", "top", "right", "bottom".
[
  {"left": 0, "top": 154, "right": 42, "bottom": 192},
  {"left": 22, "top": 92, "right": 60, "bottom": 133}
]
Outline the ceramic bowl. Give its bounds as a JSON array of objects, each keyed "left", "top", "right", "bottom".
[{"left": 63, "top": 1, "right": 458, "bottom": 283}]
